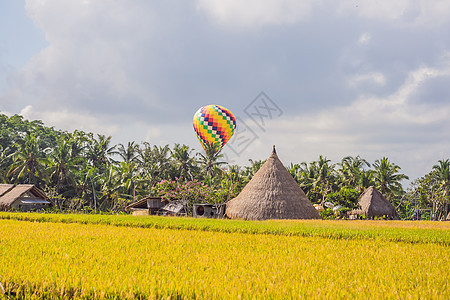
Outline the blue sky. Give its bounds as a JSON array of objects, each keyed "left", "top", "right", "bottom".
[{"left": 1, "top": 0, "right": 450, "bottom": 183}]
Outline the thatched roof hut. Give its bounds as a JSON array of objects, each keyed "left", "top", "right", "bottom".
[
  {"left": 225, "top": 146, "right": 320, "bottom": 220},
  {"left": 0, "top": 184, "right": 52, "bottom": 211},
  {"left": 350, "top": 186, "right": 398, "bottom": 219}
]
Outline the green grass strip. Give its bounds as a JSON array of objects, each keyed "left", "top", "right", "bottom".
[{"left": 0, "top": 212, "right": 448, "bottom": 245}]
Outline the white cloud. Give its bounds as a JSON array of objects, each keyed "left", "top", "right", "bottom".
[
  {"left": 348, "top": 0, "right": 410, "bottom": 21},
  {"left": 196, "top": 0, "right": 314, "bottom": 29},
  {"left": 338, "top": 0, "right": 450, "bottom": 26},
  {"left": 358, "top": 32, "right": 371, "bottom": 45},
  {"left": 19, "top": 105, "right": 120, "bottom": 135},
  {"left": 18, "top": 0, "right": 160, "bottom": 113},
  {"left": 347, "top": 72, "right": 386, "bottom": 87},
  {"left": 2, "top": 0, "right": 450, "bottom": 182},
  {"left": 259, "top": 64, "right": 450, "bottom": 179},
  {"left": 196, "top": 0, "right": 450, "bottom": 30},
  {"left": 409, "top": 0, "right": 450, "bottom": 26}
]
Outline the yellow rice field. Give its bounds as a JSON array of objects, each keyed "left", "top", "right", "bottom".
[{"left": 0, "top": 216, "right": 449, "bottom": 299}]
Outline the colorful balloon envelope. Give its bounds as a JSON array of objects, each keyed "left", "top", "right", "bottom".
[{"left": 193, "top": 104, "right": 236, "bottom": 151}]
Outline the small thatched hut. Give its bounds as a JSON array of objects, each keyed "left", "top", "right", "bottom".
[
  {"left": 0, "top": 184, "right": 52, "bottom": 211},
  {"left": 350, "top": 186, "right": 398, "bottom": 219},
  {"left": 225, "top": 146, "right": 320, "bottom": 220}
]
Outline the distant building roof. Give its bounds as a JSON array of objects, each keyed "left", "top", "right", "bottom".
[
  {"left": 0, "top": 184, "right": 52, "bottom": 210},
  {"left": 161, "top": 199, "right": 188, "bottom": 214},
  {"left": 125, "top": 196, "right": 166, "bottom": 211}
]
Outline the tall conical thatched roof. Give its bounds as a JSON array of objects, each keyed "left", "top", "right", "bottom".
[
  {"left": 350, "top": 186, "right": 397, "bottom": 218},
  {"left": 225, "top": 146, "right": 321, "bottom": 220}
]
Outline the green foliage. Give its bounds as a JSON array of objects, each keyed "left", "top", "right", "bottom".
[
  {"left": 326, "top": 187, "right": 360, "bottom": 210},
  {"left": 319, "top": 208, "right": 335, "bottom": 219},
  {"left": 0, "top": 113, "right": 448, "bottom": 219},
  {"left": 404, "top": 160, "right": 450, "bottom": 220},
  {"left": 152, "top": 179, "right": 231, "bottom": 214},
  {"left": 373, "top": 157, "right": 409, "bottom": 200}
]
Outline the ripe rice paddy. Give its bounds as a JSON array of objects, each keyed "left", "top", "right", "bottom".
[{"left": 0, "top": 213, "right": 449, "bottom": 299}]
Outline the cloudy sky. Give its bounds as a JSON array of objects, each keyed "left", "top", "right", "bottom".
[{"left": 1, "top": 0, "right": 450, "bottom": 182}]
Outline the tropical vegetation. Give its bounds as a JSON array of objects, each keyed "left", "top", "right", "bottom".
[{"left": 0, "top": 113, "right": 448, "bottom": 219}]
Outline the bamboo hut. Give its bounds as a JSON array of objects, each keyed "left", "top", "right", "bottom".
[
  {"left": 225, "top": 146, "right": 320, "bottom": 220},
  {"left": 350, "top": 186, "right": 398, "bottom": 219},
  {"left": 0, "top": 184, "right": 52, "bottom": 211}
]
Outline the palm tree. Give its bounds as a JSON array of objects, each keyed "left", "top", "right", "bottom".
[
  {"left": 197, "top": 143, "right": 227, "bottom": 179},
  {"left": 287, "top": 163, "right": 301, "bottom": 183},
  {"left": 338, "top": 155, "right": 371, "bottom": 191},
  {"left": 75, "top": 164, "right": 100, "bottom": 210},
  {"left": 85, "top": 134, "right": 117, "bottom": 171},
  {"left": 138, "top": 143, "right": 173, "bottom": 185},
  {"left": 171, "top": 144, "right": 197, "bottom": 181},
  {"left": 431, "top": 159, "right": 450, "bottom": 220},
  {"left": 116, "top": 141, "right": 140, "bottom": 163},
  {"left": 359, "top": 169, "right": 375, "bottom": 192},
  {"left": 286, "top": 162, "right": 315, "bottom": 197},
  {"left": 373, "top": 157, "right": 408, "bottom": 200},
  {"left": 244, "top": 159, "right": 266, "bottom": 180},
  {"left": 309, "top": 156, "right": 337, "bottom": 203},
  {"left": 115, "top": 161, "right": 139, "bottom": 200},
  {"left": 312, "top": 156, "right": 335, "bottom": 184},
  {"left": 433, "top": 159, "right": 450, "bottom": 186},
  {"left": 8, "top": 134, "right": 48, "bottom": 185},
  {"left": 0, "top": 145, "right": 11, "bottom": 183},
  {"left": 46, "top": 134, "right": 84, "bottom": 195},
  {"left": 227, "top": 164, "right": 248, "bottom": 196}
]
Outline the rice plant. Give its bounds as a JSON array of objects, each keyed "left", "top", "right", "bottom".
[{"left": 0, "top": 216, "right": 448, "bottom": 299}]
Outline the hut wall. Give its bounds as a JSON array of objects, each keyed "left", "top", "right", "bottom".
[
  {"left": 11, "top": 198, "right": 51, "bottom": 211},
  {"left": 132, "top": 209, "right": 150, "bottom": 216},
  {"left": 193, "top": 204, "right": 225, "bottom": 219}
]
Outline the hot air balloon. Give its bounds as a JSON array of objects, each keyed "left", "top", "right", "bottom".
[{"left": 193, "top": 104, "right": 236, "bottom": 152}]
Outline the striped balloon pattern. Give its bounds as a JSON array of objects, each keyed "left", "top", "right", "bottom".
[{"left": 193, "top": 105, "right": 237, "bottom": 151}]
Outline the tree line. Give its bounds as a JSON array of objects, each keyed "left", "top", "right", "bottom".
[{"left": 0, "top": 114, "right": 448, "bottom": 219}]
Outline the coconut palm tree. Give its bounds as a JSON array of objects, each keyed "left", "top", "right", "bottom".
[
  {"left": 85, "top": 134, "right": 117, "bottom": 171},
  {"left": 8, "top": 134, "right": 48, "bottom": 185},
  {"left": 359, "top": 169, "right": 375, "bottom": 192},
  {"left": 309, "top": 156, "right": 337, "bottom": 203},
  {"left": 431, "top": 159, "right": 450, "bottom": 220},
  {"left": 373, "top": 157, "right": 408, "bottom": 200},
  {"left": 433, "top": 159, "right": 450, "bottom": 186},
  {"left": 197, "top": 143, "right": 227, "bottom": 179},
  {"left": 0, "top": 145, "right": 11, "bottom": 183},
  {"left": 46, "top": 134, "right": 83, "bottom": 195},
  {"left": 171, "top": 144, "right": 197, "bottom": 181},
  {"left": 116, "top": 141, "right": 140, "bottom": 163},
  {"left": 338, "top": 155, "right": 371, "bottom": 191},
  {"left": 138, "top": 143, "right": 173, "bottom": 185},
  {"left": 115, "top": 161, "right": 139, "bottom": 200}
]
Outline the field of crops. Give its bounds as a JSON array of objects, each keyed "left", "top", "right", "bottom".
[{"left": 0, "top": 213, "right": 449, "bottom": 299}]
